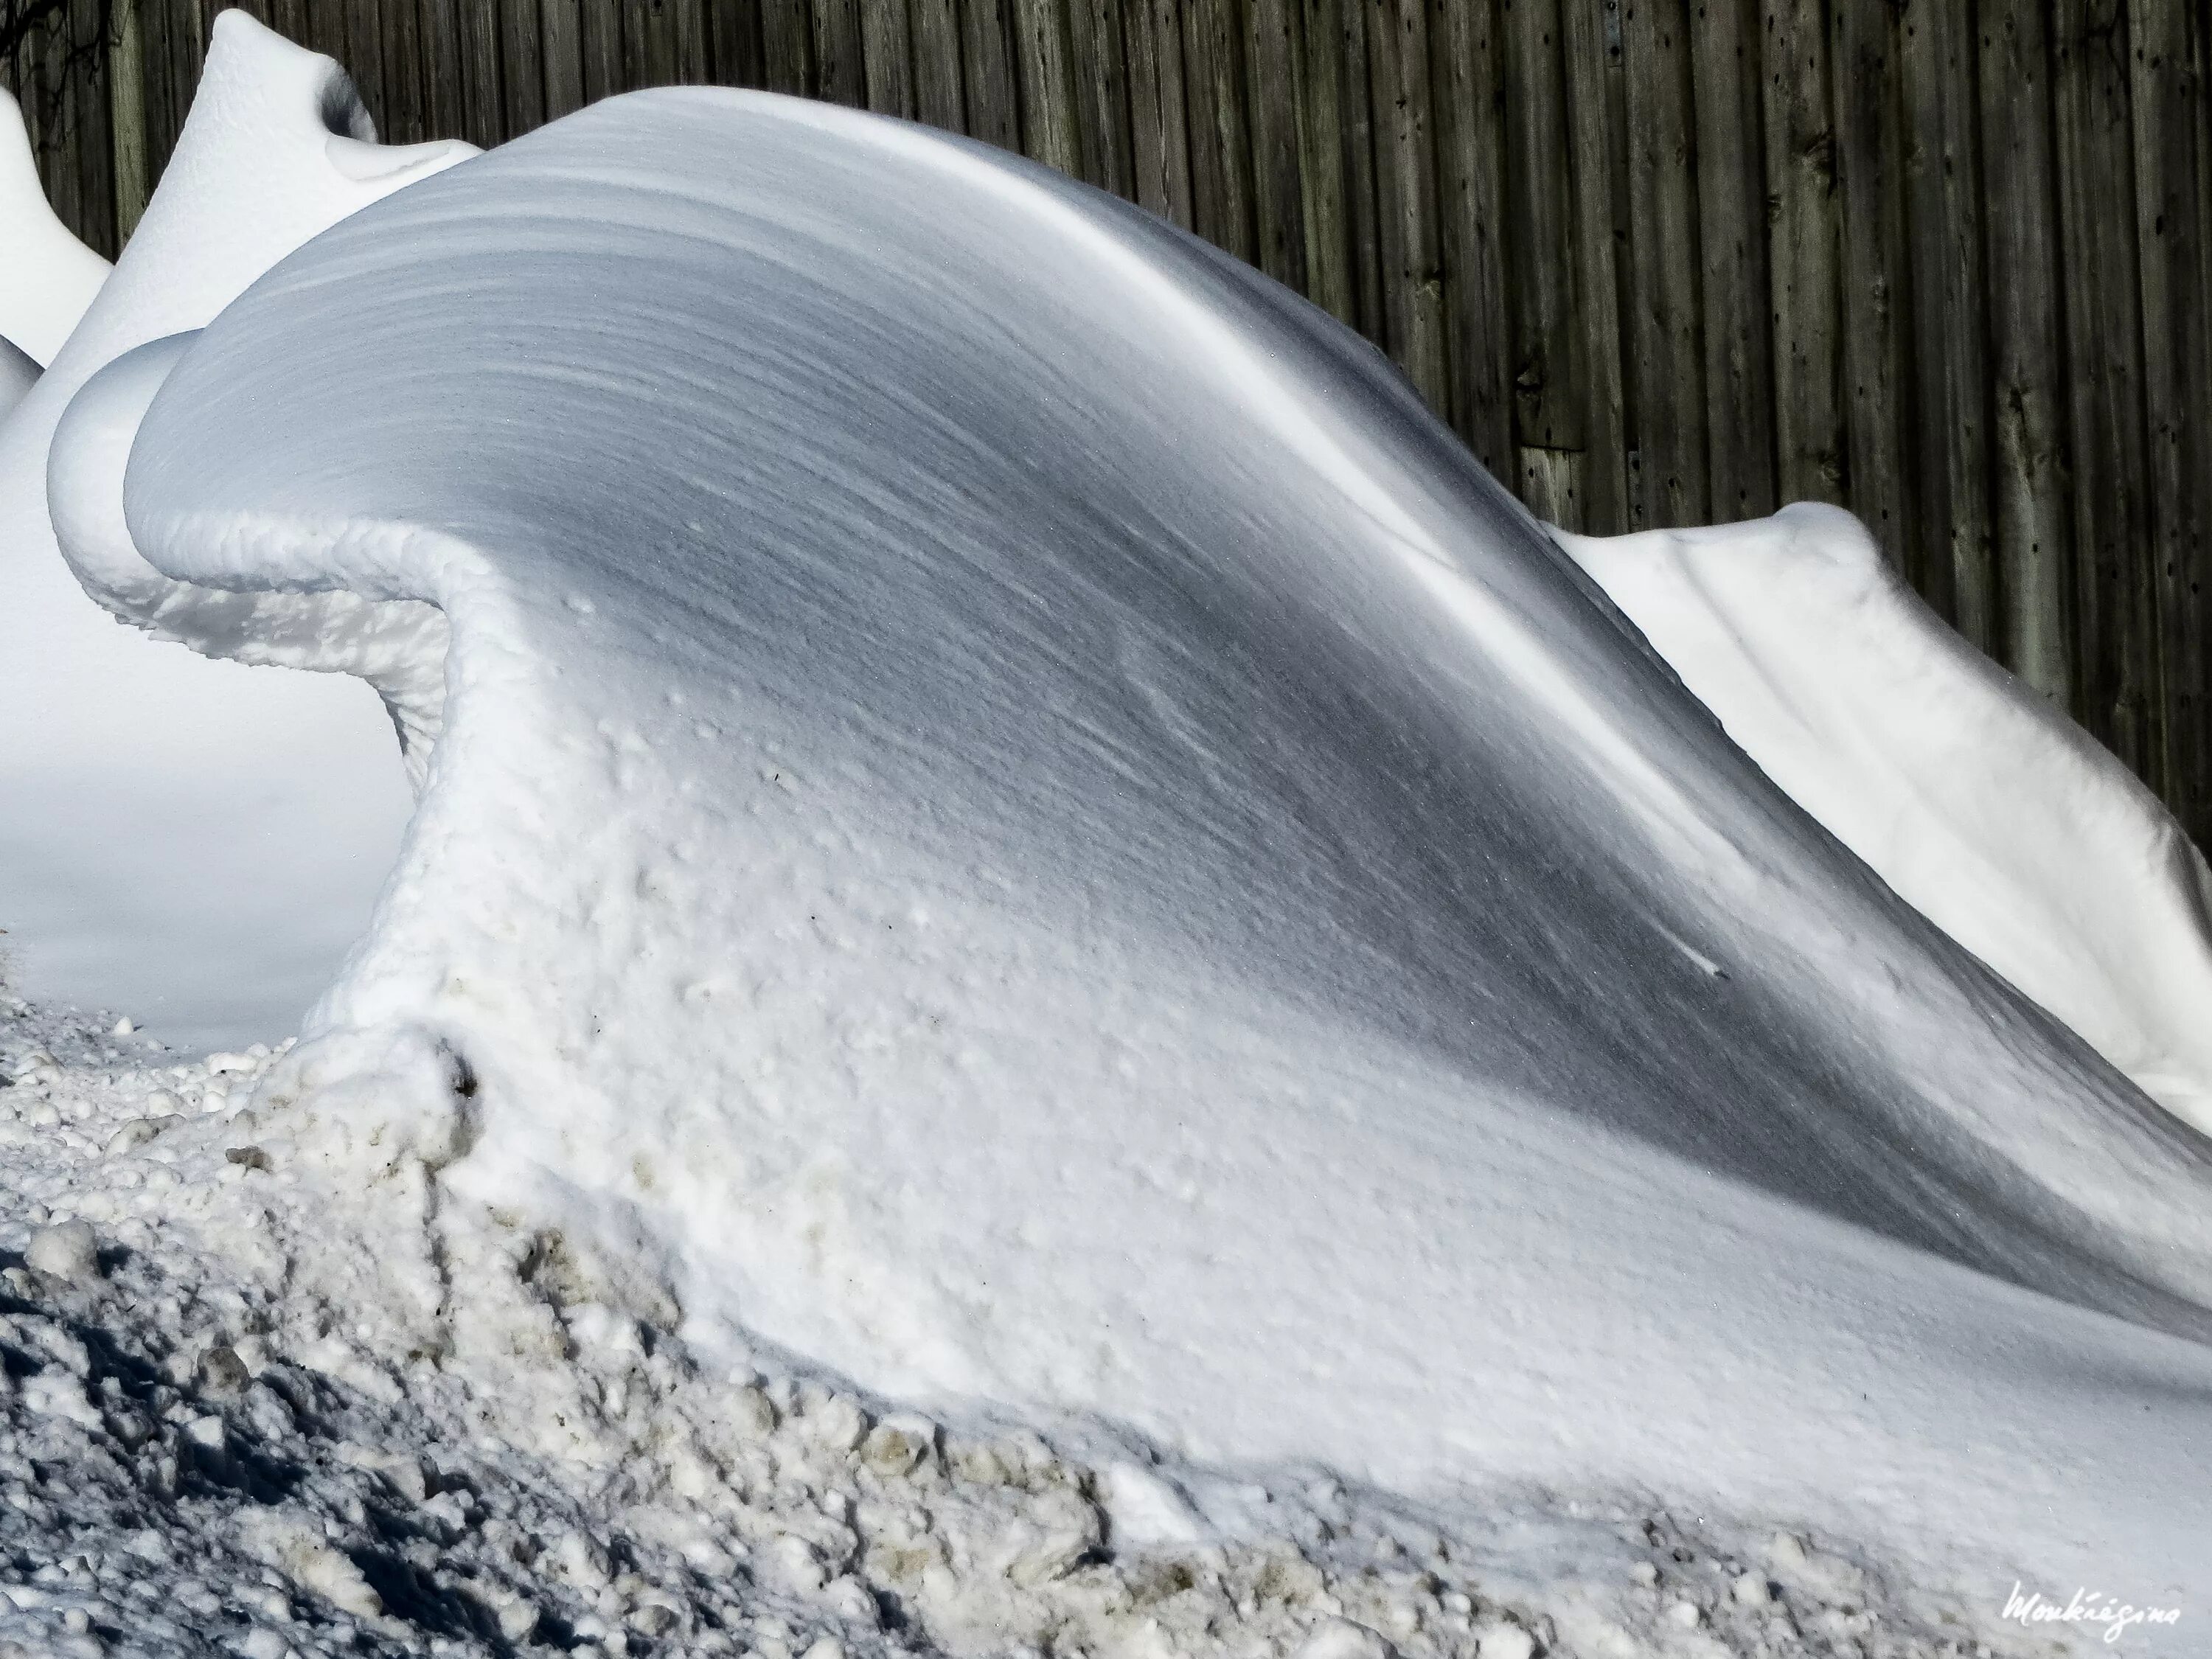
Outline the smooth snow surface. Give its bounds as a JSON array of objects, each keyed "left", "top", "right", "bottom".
[
  {"left": 55, "top": 88, "right": 2212, "bottom": 1647},
  {"left": 0, "top": 14, "right": 473, "bottom": 1049},
  {"left": 0, "top": 88, "right": 109, "bottom": 367},
  {"left": 0, "top": 335, "right": 33, "bottom": 423},
  {"left": 1558, "top": 507, "right": 2212, "bottom": 1138}
]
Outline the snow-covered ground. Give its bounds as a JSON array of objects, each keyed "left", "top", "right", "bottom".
[
  {"left": 0, "top": 994, "right": 2056, "bottom": 1659},
  {"left": 4, "top": 13, "right": 2208, "bottom": 1659}
]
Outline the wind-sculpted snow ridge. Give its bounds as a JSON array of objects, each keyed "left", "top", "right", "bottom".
[
  {"left": 59, "top": 89, "right": 2212, "bottom": 1643},
  {"left": 0, "top": 12, "right": 472, "bottom": 1047},
  {"left": 1560, "top": 506, "right": 2212, "bottom": 1138}
]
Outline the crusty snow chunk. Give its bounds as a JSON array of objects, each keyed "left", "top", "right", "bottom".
[
  {"left": 62, "top": 88, "right": 2212, "bottom": 1618},
  {"left": 1559, "top": 504, "right": 2212, "bottom": 1137},
  {"left": 0, "top": 11, "right": 473, "bottom": 1048},
  {"left": 0, "top": 87, "right": 109, "bottom": 366}
]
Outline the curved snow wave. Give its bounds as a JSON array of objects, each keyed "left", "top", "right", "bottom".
[
  {"left": 68, "top": 90, "right": 2212, "bottom": 1607},
  {"left": 0, "top": 87, "right": 109, "bottom": 367},
  {"left": 1561, "top": 507, "right": 2212, "bottom": 1138},
  {"left": 0, "top": 13, "right": 471, "bottom": 1044}
]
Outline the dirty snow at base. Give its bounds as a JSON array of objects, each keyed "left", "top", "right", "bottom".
[{"left": 3, "top": 11, "right": 2208, "bottom": 1659}]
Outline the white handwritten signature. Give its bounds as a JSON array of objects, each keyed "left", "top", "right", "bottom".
[{"left": 2002, "top": 1583, "right": 2183, "bottom": 1645}]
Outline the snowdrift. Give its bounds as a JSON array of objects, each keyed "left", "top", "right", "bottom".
[
  {"left": 0, "top": 87, "right": 109, "bottom": 366},
  {"left": 1561, "top": 506, "right": 2212, "bottom": 1138},
  {"left": 0, "top": 15, "right": 472, "bottom": 1046},
  {"left": 55, "top": 89, "right": 2212, "bottom": 1626}
]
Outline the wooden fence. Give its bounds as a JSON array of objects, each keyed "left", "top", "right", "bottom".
[{"left": 7, "top": 0, "right": 2212, "bottom": 846}]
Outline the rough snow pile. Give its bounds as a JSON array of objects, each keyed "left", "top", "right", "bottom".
[
  {"left": 41, "top": 74, "right": 2211, "bottom": 1652},
  {"left": 0, "top": 987, "right": 2037, "bottom": 1659},
  {"left": 0, "top": 15, "right": 468, "bottom": 1048},
  {"left": 0, "top": 88, "right": 108, "bottom": 367},
  {"left": 1559, "top": 507, "right": 2212, "bottom": 1135}
]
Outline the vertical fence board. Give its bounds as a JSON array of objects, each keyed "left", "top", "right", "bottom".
[
  {"left": 1690, "top": 0, "right": 1776, "bottom": 521},
  {"left": 1898, "top": 0, "right": 1988, "bottom": 634},
  {"left": 1621, "top": 0, "right": 1708, "bottom": 529},
  {"left": 1503, "top": 0, "right": 1587, "bottom": 526},
  {"left": 812, "top": 0, "right": 866, "bottom": 103},
  {"left": 417, "top": 0, "right": 466, "bottom": 141},
  {"left": 1183, "top": 0, "right": 1255, "bottom": 259},
  {"left": 1761, "top": 0, "right": 1846, "bottom": 510},
  {"left": 456, "top": 0, "right": 506, "bottom": 145},
  {"left": 1830, "top": 0, "right": 1916, "bottom": 577},
  {"left": 1127, "top": 0, "right": 1194, "bottom": 226},
  {"left": 1293, "top": 0, "right": 1350, "bottom": 319},
  {"left": 2132, "top": 0, "right": 2212, "bottom": 833},
  {"left": 542, "top": 0, "right": 587, "bottom": 117},
  {"left": 1981, "top": 0, "right": 2075, "bottom": 705},
  {"left": 860, "top": 0, "right": 915, "bottom": 114},
  {"left": 961, "top": 0, "right": 1018, "bottom": 147},
  {"left": 1560, "top": 0, "right": 1629, "bottom": 532},
  {"left": 1338, "top": 0, "right": 1385, "bottom": 338},
  {"left": 1070, "top": 0, "right": 1133, "bottom": 192},
  {"left": 1246, "top": 0, "right": 1304, "bottom": 291},
  {"left": 910, "top": 0, "right": 963, "bottom": 127},
  {"left": 383, "top": 0, "right": 428, "bottom": 144},
  {"left": 759, "top": 0, "right": 812, "bottom": 94},
  {"left": 1430, "top": 0, "right": 1510, "bottom": 473},
  {"left": 1368, "top": 0, "right": 1446, "bottom": 408},
  {"left": 2053, "top": 0, "right": 2154, "bottom": 763},
  {"left": 110, "top": 0, "right": 149, "bottom": 242},
  {"left": 1014, "top": 0, "right": 1082, "bottom": 171}
]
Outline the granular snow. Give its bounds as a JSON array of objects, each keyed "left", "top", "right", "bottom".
[{"left": 0, "top": 985, "right": 2036, "bottom": 1659}]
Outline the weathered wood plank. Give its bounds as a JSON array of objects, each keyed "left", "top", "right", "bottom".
[
  {"left": 2053, "top": 0, "right": 2154, "bottom": 763},
  {"left": 812, "top": 0, "right": 867, "bottom": 104},
  {"left": 1337, "top": 0, "right": 1384, "bottom": 337},
  {"left": 417, "top": 0, "right": 467, "bottom": 141},
  {"left": 1896, "top": 0, "right": 1985, "bottom": 633},
  {"left": 1759, "top": 0, "right": 1846, "bottom": 511},
  {"left": 1071, "top": 0, "right": 1135, "bottom": 194},
  {"left": 1688, "top": 0, "right": 1775, "bottom": 521},
  {"left": 1247, "top": 0, "right": 1304, "bottom": 290},
  {"left": 2131, "top": 0, "right": 2212, "bottom": 833},
  {"left": 540, "top": 0, "right": 586, "bottom": 118},
  {"left": 346, "top": 0, "right": 391, "bottom": 132},
  {"left": 109, "top": 0, "right": 150, "bottom": 243},
  {"left": 860, "top": 0, "right": 916, "bottom": 115},
  {"left": 456, "top": 0, "right": 507, "bottom": 145},
  {"left": 1430, "top": 0, "right": 1510, "bottom": 471},
  {"left": 961, "top": 0, "right": 1020, "bottom": 150},
  {"left": 1127, "top": 0, "right": 1194, "bottom": 227},
  {"left": 1621, "top": 0, "right": 1708, "bottom": 528},
  {"left": 1559, "top": 0, "right": 1629, "bottom": 532},
  {"left": 1980, "top": 0, "right": 2075, "bottom": 706},
  {"left": 381, "top": 0, "right": 428, "bottom": 145},
  {"left": 579, "top": 0, "right": 628, "bottom": 102},
  {"left": 673, "top": 0, "right": 712, "bottom": 83},
  {"left": 1292, "top": 0, "right": 1350, "bottom": 320},
  {"left": 910, "top": 0, "right": 964, "bottom": 128},
  {"left": 1829, "top": 0, "right": 1916, "bottom": 574},
  {"left": 501, "top": 0, "right": 546, "bottom": 128},
  {"left": 630, "top": 0, "right": 680, "bottom": 88},
  {"left": 1367, "top": 0, "right": 1446, "bottom": 411},
  {"left": 705, "top": 0, "right": 765, "bottom": 88},
  {"left": 1015, "top": 0, "right": 1082, "bottom": 173}
]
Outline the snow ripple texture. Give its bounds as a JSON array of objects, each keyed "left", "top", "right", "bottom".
[{"left": 47, "top": 87, "right": 2212, "bottom": 1644}]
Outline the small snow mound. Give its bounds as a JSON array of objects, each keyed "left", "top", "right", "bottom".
[{"left": 1559, "top": 501, "right": 2212, "bottom": 1136}]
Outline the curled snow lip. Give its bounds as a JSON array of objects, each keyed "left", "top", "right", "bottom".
[{"left": 47, "top": 84, "right": 2212, "bottom": 1601}]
